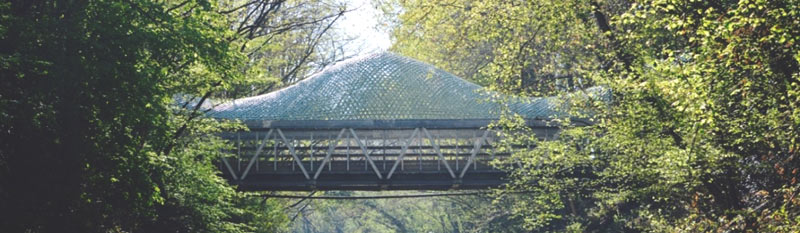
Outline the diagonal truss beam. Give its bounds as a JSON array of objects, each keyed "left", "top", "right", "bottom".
[
  {"left": 386, "top": 128, "right": 419, "bottom": 179},
  {"left": 349, "top": 128, "right": 383, "bottom": 179},
  {"left": 421, "top": 128, "right": 456, "bottom": 179},
  {"left": 276, "top": 129, "right": 311, "bottom": 180},
  {"left": 314, "top": 128, "right": 347, "bottom": 180},
  {"left": 459, "top": 130, "right": 490, "bottom": 178},
  {"left": 221, "top": 157, "right": 239, "bottom": 180},
  {"left": 240, "top": 129, "right": 274, "bottom": 180}
]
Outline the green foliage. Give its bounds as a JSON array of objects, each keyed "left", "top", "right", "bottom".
[
  {"left": 288, "top": 191, "right": 526, "bottom": 233},
  {"left": 390, "top": 0, "right": 603, "bottom": 95},
  {"left": 392, "top": 0, "right": 800, "bottom": 232},
  {"left": 0, "top": 0, "right": 287, "bottom": 232}
]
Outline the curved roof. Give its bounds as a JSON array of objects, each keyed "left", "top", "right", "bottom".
[{"left": 210, "top": 52, "right": 557, "bottom": 123}]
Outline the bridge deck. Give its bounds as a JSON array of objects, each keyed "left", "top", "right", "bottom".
[{"left": 223, "top": 160, "right": 509, "bottom": 190}]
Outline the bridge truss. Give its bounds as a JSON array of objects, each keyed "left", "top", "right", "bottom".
[{"left": 219, "top": 120, "right": 558, "bottom": 191}]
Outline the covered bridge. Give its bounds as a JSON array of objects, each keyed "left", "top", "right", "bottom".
[{"left": 210, "top": 52, "right": 579, "bottom": 191}]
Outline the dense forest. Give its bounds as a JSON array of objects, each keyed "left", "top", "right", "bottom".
[
  {"left": 0, "top": 0, "right": 349, "bottom": 231},
  {"left": 390, "top": 0, "right": 800, "bottom": 231},
  {"left": 1, "top": 0, "right": 799, "bottom": 232}
]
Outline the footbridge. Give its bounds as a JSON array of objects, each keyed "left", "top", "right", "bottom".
[{"left": 210, "top": 53, "right": 588, "bottom": 191}]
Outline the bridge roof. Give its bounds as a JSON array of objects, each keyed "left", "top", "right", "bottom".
[{"left": 210, "top": 52, "right": 562, "bottom": 127}]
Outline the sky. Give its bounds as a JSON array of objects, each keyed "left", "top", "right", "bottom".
[{"left": 337, "top": 0, "right": 393, "bottom": 55}]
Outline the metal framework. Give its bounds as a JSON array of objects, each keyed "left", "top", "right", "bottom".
[
  {"left": 219, "top": 123, "right": 559, "bottom": 191},
  {"left": 210, "top": 52, "right": 602, "bottom": 190}
]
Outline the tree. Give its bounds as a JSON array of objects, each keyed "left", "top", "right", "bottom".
[
  {"left": 390, "top": 0, "right": 800, "bottom": 231},
  {"left": 218, "top": 0, "right": 359, "bottom": 98},
  {"left": 389, "top": 0, "right": 618, "bottom": 95},
  {"left": 287, "top": 191, "right": 526, "bottom": 233},
  {"left": 0, "top": 0, "right": 290, "bottom": 231}
]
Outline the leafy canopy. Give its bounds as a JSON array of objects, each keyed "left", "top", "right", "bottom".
[
  {"left": 391, "top": 0, "right": 800, "bottom": 232},
  {"left": 0, "top": 0, "right": 292, "bottom": 232}
]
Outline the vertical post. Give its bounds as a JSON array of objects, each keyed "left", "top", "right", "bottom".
[
  {"left": 346, "top": 132, "right": 350, "bottom": 171},
  {"left": 292, "top": 137, "right": 296, "bottom": 171},
  {"left": 473, "top": 131, "right": 478, "bottom": 170},
  {"left": 273, "top": 132, "right": 278, "bottom": 171},
  {"left": 310, "top": 132, "right": 314, "bottom": 171},
  {"left": 418, "top": 129, "right": 422, "bottom": 171},
  {"left": 438, "top": 133, "right": 444, "bottom": 171},
  {"left": 401, "top": 135, "right": 405, "bottom": 171},
  {"left": 455, "top": 133, "right": 459, "bottom": 171},
  {"left": 328, "top": 134, "right": 332, "bottom": 171},
  {"left": 237, "top": 132, "right": 242, "bottom": 171},
  {"left": 382, "top": 129, "right": 386, "bottom": 171},
  {"left": 255, "top": 132, "right": 259, "bottom": 172}
]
